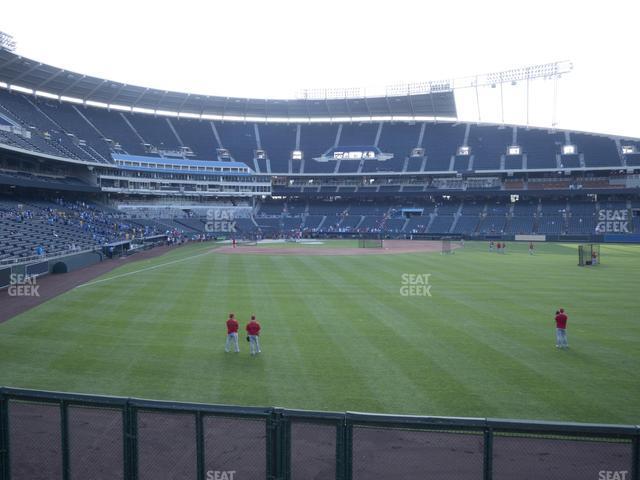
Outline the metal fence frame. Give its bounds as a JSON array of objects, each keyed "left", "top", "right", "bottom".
[{"left": 0, "top": 387, "right": 638, "bottom": 480}]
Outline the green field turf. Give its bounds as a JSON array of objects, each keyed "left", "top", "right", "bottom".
[{"left": 0, "top": 240, "right": 638, "bottom": 424}]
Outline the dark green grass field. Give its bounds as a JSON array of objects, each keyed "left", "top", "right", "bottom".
[{"left": 0, "top": 240, "right": 638, "bottom": 424}]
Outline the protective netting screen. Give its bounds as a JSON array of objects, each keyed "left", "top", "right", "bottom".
[
  {"left": 68, "top": 406, "right": 123, "bottom": 480},
  {"left": 492, "top": 433, "right": 633, "bottom": 480},
  {"left": 290, "top": 421, "right": 337, "bottom": 479},
  {"left": 352, "top": 426, "right": 483, "bottom": 479},
  {"left": 203, "top": 415, "right": 266, "bottom": 480},
  {"left": 9, "top": 401, "right": 62, "bottom": 480},
  {"left": 137, "top": 410, "right": 197, "bottom": 480}
]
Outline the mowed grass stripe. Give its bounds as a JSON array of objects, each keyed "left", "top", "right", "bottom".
[{"left": 0, "top": 241, "right": 638, "bottom": 423}]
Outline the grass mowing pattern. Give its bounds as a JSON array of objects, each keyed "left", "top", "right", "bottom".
[{"left": 0, "top": 241, "right": 638, "bottom": 424}]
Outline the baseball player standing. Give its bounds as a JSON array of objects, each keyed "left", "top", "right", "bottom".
[
  {"left": 225, "top": 313, "right": 240, "bottom": 353},
  {"left": 246, "top": 315, "right": 261, "bottom": 356}
]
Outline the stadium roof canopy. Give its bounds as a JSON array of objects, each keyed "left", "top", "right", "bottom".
[{"left": 0, "top": 48, "right": 457, "bottom": 121}]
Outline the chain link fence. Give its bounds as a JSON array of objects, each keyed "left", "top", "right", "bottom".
[{"left": 0, "top": 387, "right": 638, "bottom": 480}]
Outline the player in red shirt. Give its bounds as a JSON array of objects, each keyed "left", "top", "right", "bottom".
[
  {"left": 496, "top": 242, "right": 501, "bottom": 253},
  {"left": 554, "top": 308, "right": 569, "bottom": 349},
  {"left": 225, "top": 313, "right": 240, "bottom": 353},
  {"left": 246, "top": 315, "right": 261, "bottom": 356}
]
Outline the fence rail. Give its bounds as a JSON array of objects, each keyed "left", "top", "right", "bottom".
[{"left": 0, "top": 387, "right": 638, "bottom": 480}]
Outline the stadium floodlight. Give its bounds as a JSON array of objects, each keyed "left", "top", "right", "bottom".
[
  {"left": 621, "top": 145, "right": 637, "bottom": 155},
  {"left": 562, "top": 144, "right": 577, "bottom": 155},
  {"left": 35, "top": 90, "right": 59, "bottom": 99},
  {"left": 291, "top": 150, "right": 303, "bottom": 160},
  {"left": 60, "top": 96, "right": 83, "bottom": 104},
  {"left": 0, "top": 31, "right": 16, "bottom": 52},
  {"left": 507, "top": 145, "right": 522, "bottom": 156},
  {"left": 457, "top": 146, "right": 471, "bottom": 156}
]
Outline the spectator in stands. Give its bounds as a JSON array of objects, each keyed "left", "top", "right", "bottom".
[
  {"left": 555, "top": 309, "right": 569, "bottom": 349},
  {"left": 246, "top": 315, "right": 261, "bottom": 356},
  {"left": 225, "top": 313, "right": 240, "bottom": 353}
]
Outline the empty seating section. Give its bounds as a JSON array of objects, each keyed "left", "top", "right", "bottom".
[
  {"left": 452, "top": 156, "right": 470, "bottom": 171},
  {"left": 423, "top": 123, "right": 465, "bottom": 171},
  {"left": 512, "top": 201, "right": 538, "bottom": 216},
  {"left": 338, "top": 123, "right": 378, "bottom": 146},
  {"left": 559, "top": 154, "right": 580, "bottom": 169},
  {"left": 0, "top": 91, "right": 90, "bottom": 161},
  {"left": 452, "top": 216, "right": 479, "bottom": 234},
  {"left": 82, "top": 107, "right": 146, "bottom": 155},
  {"left": 0, "top": 86, "right": 633, "bottom": 180},
  {"left": 504, "top": 155, "right": 523, "bottom": 170},
  {"left": 540, "top": 200, "right": 567, "bottom": 215},
  {"left": 436, "top": 202, "right": 461, "bottom": 215},
  {"left": 570, "top": 201, "right": 596, "bottom": 215},
  {"left": 384, "top": 218, "right": 406, "bottom": 233},
  {"left": 486, "top": 201, "right": 509, "bottom": 216},
  {"left": 372, "top": 123, "right": 421, "bottom": 173},
  {"left": 537, "top": 216, "right": 565, "bottom": 234},
  {"left": 460, "top": 202, "right": 484, "bottom": 215},
  {"left": 518, "top": 129, "right": 562, "bottom": 169},
  {"left": 126, "top": 114, "right": 180, "bottom": 151},
  {"left": 258, "top": 202, "right": 285, "bottom": 216},
  {"left": 427, "top": 215, "right": 454, "bottom": 233},
  {"left": 215, "top": 122, "right": 256, "bottom": 166},
  {"left": 468, "top": 126, "right": 511, "bottom": 170},
  {"left": 405, "top": 157, "right": 424, "bottom": 172},
  {"left": 303, "top": 215, "right": 324, "bottom": 230},
  {"left": 506, "top": 216, "right": 534, "bottom": 234},
  {"left": 299, "top": 124, "right": 338, "bottom": 174},
  {"left": 31, "top": 100, "right": 112, "bottom": 162},
  {"left": 478, "top": 215, "right": 506, "bottom": 234},
  {"left": 405, "top": 216, "right": 429, "bottom": 234},
  {"left": 171, "top": 119, "right": 219, "bottom": 160},
  {"left": 623, "top": 140, "right": 640, "bottom": 166},
  {"left": 572, "top": 133, "right": 620, "bottom": 167},
  {"left": 258, "top": 124, "right": 297, "bottom": 173},
  {"left": 568, "top": 215, "right": 596, "bottom": 234},
  {"left": 337, "top": 160, "right": 360, "bottom": 174}
]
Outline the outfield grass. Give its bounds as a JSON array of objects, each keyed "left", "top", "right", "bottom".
[{"left": 0, "top": 240, "right": 638, "bottom": 424}]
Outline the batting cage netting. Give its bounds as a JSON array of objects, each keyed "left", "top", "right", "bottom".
[
  {"left": 358, "top": 238, "right": 384, "bottom": 248},
  {"left": 578, "top": 243, "right": 601, "bottom": 266},
  {"left": 441, "top": 237, "right": 453, "bottom": 255}
]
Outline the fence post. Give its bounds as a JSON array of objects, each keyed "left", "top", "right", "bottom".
[
  {"left": 123, "top": 400, "right": 138, "bottom": 480},
  {"left": 483, "top": 427, "right": 493, "bottom": 480},
  {"left": 266, "top": 409, "right": 281, "bottom": 480},
  {"left": 195, "top": 411, "right": 204, "bottom": 480},
  {"left": 0, "top": 390, "right": 9, "bottom": 480},
  {"left": 60, "top": 400, "right": 70, "bottom": 480},
  {"left": 342, "top": 418, "right": 353, "bottom": 480},
  {"left": 279, "top": 413, "right": 291, "bottom": 480},
  {"left": 632, "top": 428, "right": 639, "bottom": 480},
  {"left": 335, "top": 417, "right": 347, "bottom": 480}
]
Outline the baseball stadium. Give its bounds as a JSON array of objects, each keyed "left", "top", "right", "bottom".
[{"left": 0, "top": 19, "right": 639, "bottom": 480}]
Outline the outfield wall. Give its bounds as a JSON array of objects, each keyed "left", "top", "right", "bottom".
[{"left": 0, "top": 387, "right": 637, "bottom": 480}]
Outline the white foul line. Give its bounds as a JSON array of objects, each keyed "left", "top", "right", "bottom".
[{"left": 75, "top": 248, "right": 216, "bottom": 289}]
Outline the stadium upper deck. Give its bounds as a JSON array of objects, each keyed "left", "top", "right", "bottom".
[{"left": 0, "top": 49, "right": 456, "bottom": 121}]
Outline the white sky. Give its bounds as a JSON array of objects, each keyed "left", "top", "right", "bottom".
[{"left": 1, "top": 0, "right": 639, "bottom": 137}]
